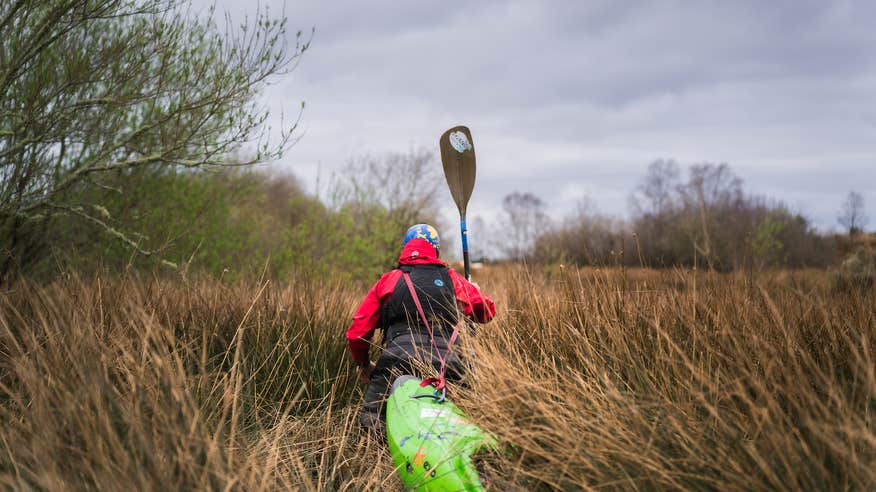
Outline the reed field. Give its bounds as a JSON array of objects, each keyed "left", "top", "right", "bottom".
[{"left": 0, "top": 266, "right": 873, "bottom": 491}]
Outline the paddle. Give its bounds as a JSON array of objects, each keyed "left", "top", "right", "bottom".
[{"left": 439, "top": 125, "right": 477, "bottom": 280}]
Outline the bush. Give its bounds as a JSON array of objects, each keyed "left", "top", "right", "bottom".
[{"left": 834, "top": 247, "right": 876, "bottom": 289}]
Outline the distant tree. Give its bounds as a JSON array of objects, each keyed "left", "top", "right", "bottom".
[
  {"left": 838, "top": 191, "right": 868, "bottom": 236},
  {"left": 628, "top": 159, "right": 682, "bottom": 266},
  {"left": 325, "top": 148, "right": 445, "bottom": 270},
  {"left": 676, "top": 163, "right": 743, "bottom": 270},
  {"left": 629, "top": 159, "right": 680, "bottom": 218},
  {"left": 529, "top": 160, "right": 835, "bottom": 270},
  {"left": 534, "top": 197, "right": 625, "bottom": 266},
  {"left": 0, "top": 0, "right": 309, "bottom": 279},
  {"left": 469, "top": 215, "right": 490, "bottom": 261},
  {"left": 749, "top": 213, "right": 786, "bottom": 270},
  {"left": 499, "top": 191, "right": 549, "bottom": 261},
  {"left": 333, "top": 148, "right": 443, "bottom": 228},
  {"left": 629, "top": 161, "right": 744, "bottom": 269}
]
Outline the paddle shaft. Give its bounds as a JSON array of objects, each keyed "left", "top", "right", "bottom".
[{"left": 460, "top": 215, "right": 470, "bottom": 281}]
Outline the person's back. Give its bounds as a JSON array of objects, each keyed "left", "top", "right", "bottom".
[{"left": 345, "top": 224, "right": 496, "bottom": 432}]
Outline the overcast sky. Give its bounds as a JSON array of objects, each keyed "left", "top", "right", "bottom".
[{"left": 207, "top": 0, "right": 875, "bottom": 245}]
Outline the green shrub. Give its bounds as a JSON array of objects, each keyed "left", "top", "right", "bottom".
[{"left": 41, "top": 161, "right": 439, "bottom": 283}]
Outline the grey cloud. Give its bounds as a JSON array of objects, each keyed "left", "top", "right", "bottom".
[{"left": 210, "top": 0, "right": 876, "bottom": 231}]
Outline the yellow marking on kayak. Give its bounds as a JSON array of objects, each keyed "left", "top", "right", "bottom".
[{"left": 413, "top": 447, "right": 427, "bottom": 468}]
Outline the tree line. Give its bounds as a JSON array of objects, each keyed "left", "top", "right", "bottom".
[
  {"left": 494, "top": 160, "right": 868, "bottom": 270},
  {"left": 3, "top": 148, "right": 443, "bottom": 282}
]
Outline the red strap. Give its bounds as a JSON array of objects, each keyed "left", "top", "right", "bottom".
[{"left": 401, "top": 272, "right": 460, "bottom": 392}]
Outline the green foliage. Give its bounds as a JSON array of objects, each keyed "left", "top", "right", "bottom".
[
  {"left": 44, "top": 158, "right": 441, "bottom": 283},
  {"left": 749, "top": 213, "right": 786, "bottom": 268},
  {"left": 50, "top": 169, "right": 260, "bottom": 278},
  {"left": 0, "top": 0, "right": 308, "bottom": 280}
]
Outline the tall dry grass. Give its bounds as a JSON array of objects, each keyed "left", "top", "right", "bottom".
[
  {"left": 465, "top": 267, "right": 875, "bottom": 490},
  {"left": 0, "top": 267, "right": 873, "bottom": 490},
  {"left": 0, "top": 274, "right": 394, "bottom": 490}
]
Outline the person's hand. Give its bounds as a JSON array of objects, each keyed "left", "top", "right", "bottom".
[{"left": 356, "top": 361, "right": 376, "bottom": 383}]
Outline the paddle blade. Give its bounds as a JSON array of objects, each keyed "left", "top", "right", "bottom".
[{"left": 439, "top": 126, "right": 477, "bottom": 216}]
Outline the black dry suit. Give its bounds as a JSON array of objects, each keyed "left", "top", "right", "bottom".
[{"left": 359, "top": 263, "right": 464, "bottom": 431}]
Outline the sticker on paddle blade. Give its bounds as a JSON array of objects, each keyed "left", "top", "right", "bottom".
[{"left": 449, "top": 131, "right": 472, "bottom": 153}]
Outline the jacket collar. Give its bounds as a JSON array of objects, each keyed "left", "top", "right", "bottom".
[{"left": 397, "top": 238, "right": 444, "bottom": 266}]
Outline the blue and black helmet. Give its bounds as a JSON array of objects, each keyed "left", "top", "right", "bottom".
[{"left": 403, "top": 224, "right": 440, "bottom": 252}]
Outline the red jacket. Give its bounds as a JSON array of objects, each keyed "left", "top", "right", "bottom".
[{"left": 345, "top": 238, "right": 496, "bottom": 365}]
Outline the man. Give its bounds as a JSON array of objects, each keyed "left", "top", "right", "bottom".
[{"left": 346, "top": 223, "right": 496, "bottom": 432}]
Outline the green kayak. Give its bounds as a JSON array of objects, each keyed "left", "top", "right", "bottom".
[{"left": 386, "top": 375, "right": 496, "bottom": 491}]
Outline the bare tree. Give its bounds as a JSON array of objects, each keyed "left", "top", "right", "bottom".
[
  {"left": 534, "top": 197, "right": 625, "bottom": 266},
  {"left": 0, "top": 0, "right": 309, "bottom": 278},
  {"left": 498, "top": 191, "right": 549, "bottom": 261},
  {"left": 838, "top": 191, "right": 868, "bottom": 235},
  {"left": 331, "top": 147, "right": 444, "bottom": 228},
  {"left": 676, "top": 163, "right": 743, "bottom": 270},
  {"left": 629, "top": 159, "right": 680, "bottom": 217}
]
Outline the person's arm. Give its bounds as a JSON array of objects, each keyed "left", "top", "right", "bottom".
[
  {"left": 448, "top": 269, "right": 496, "bottom": 323},
  {"left": 345, "top": 270, "right": 403, "bottom": 366}
]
